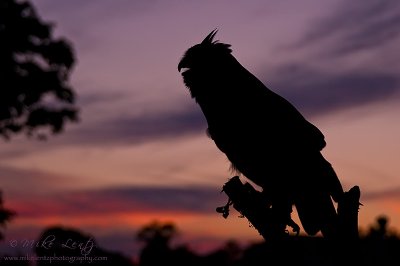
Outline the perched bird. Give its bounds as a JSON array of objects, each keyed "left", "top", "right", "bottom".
[{"left": 178, "top": 30, "right": 349, "bottom": 237}]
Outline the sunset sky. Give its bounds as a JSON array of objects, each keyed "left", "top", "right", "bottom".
[{"left": 1, "top": 0, "right": 400, "bottom": 260}]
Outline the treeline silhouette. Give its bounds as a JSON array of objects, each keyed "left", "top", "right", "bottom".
[{"left": 1, "top": 215, "right": 399, "bottom": 266}]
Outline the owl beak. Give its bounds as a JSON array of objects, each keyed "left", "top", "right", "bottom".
[
  {"left": 178, "top": 57, "right": 190, "bottom": 73},
  {"left": 178, "top": 60, "right": 185, "bottom": 73}
]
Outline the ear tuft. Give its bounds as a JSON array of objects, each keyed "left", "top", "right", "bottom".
[{"left": 201, "top": 29, "right": 218, "bottom": 45}]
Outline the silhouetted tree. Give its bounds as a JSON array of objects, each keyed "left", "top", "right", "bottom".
[
  {"left": 202, "top": 240, "right": 242, "bottom": 266},
  {"left": 136, "top": 221, "right": 177, "bottom": 266},
  {"left": 0, "top": 0, "right": 78, "bottom": 140},
  {"left": 367, "top": 215, "right": 391, "bottom": 240},
  {"left": 357, "top": 215, "right": 400, "bottom": 266},
  {"left": 0, "top": 191, "right": 16, "bottom": 240},
  {"left": 137, "top": 221, "right": 177, "bottom": 246},
  {"left": 136, "top": 221, "right": 201, "bottom": 266}
]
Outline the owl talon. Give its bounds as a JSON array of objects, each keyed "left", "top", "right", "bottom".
[{"left": 216, "top": 199, "right": 233, "bottom": 219}]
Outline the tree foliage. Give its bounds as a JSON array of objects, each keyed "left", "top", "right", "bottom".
[
  {"left": 137, "top": 221, "right": 177, "bottom": 246},
  {"left": 0, "top": 191, "right": 16, "bottom": 240},
  {"left": 0, "top": 0, "right": 78, "bottom": 140}
]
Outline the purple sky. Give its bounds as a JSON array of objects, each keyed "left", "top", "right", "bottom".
[{"left": 1, "top": 0, "right": 400, "bottom": 260}]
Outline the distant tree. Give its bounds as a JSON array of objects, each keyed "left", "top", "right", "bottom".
[
  {"left": 136, "top": 221, "right": 178, "bottom": 266},
  {"left": 137, "top": 221, "right": 177, "bottom": 246},
  {"left": 136, "top": 221, "right": 205, "bottom": 266},
  {"left": 203, "top": 240, "right": 243, "bottom": 266},
  {"left": 366, "top": 215, "right": 399, "bottom": 240},
  {"left": 0, "top": 191, "right": 16, "bottom": 240},
  {"left": 0, "top": 0, "right": 78, "bottom": 140}
]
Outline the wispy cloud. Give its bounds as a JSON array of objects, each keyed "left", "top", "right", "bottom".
[
  {"left": 10, "top": 185, "right": 225, "bottom": 218},
  {"left": 65, "top": 105, "right": 206, "bottom": 145},
  {"left": 265, "top": 0, "right": 400, "bottom": 116},
  {"left": 295, "top": 0, "right": 400, "bottom": 56},
  {"left": 0, "top": 165, "right": 88, "bottom": 194},
  {"left": 266, "top": 65, "right": 399, "bottom": 116},
  {"left": 362, "top": 187, "right": 400, "bottom": 201}
]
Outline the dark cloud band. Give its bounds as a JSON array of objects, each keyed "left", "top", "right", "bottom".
[{"left": 11, "top": 185, "right": 225, "bottom": 218}]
